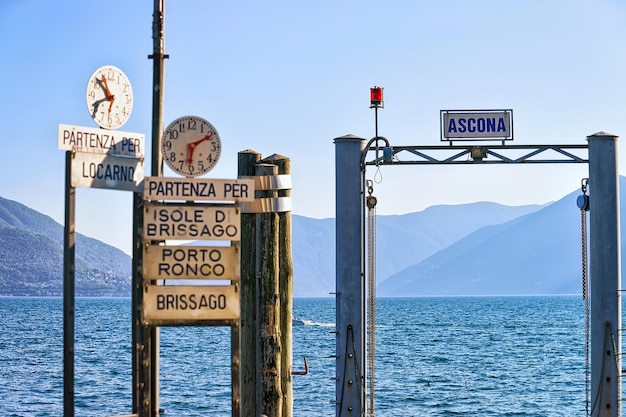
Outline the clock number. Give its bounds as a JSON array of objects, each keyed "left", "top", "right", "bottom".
[
  {"left": 188, "top": 119, "right": 197, "bottom": 130},
  {"left": 169, "top": 130, "right": 179, "bottom": 140},
  {"left": 163, "top": 140, "right": 172, "bottom": 151},
  {"left": 198, "top": 160, "right": 205, "bottom": 171}
]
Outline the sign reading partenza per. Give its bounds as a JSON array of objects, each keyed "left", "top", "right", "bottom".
[
  {"left": 441, "top": 110, "right": 513, "bottom": 140},
  {"left": 58, "top": 123, "right": 145, "bottom": 157},
  {"left": 143, "top": 245, "right": 240, "bottom": 280},
  {"left": 142, "top": 284, "right": 240, "bottom": 323},
  {"left": 144, "top": 177, "right": 254, "bottom": 202},
  {"left": 144, "top": 204, "right": 240, "bottom": 241}
]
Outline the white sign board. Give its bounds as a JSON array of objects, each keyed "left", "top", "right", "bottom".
[
  {"left": 144, "top": 204, "right": 240, "bottom": 241},
  {"left": 58, "top": 123, "right": 145, "bottom": 157},
  {"left": 142, "top": 284, "right": 240, "bottom": 323},
  {"left": 144, "top": 177, "right": 254, "bottom": 202},
  {"left": 441, "top": 110, "right": 512, "bottom": 140},
  {"left": 71, "top": 151, "right": 143, "bottom": 192},
  {"left": 143, "top": 245, "right": 240, "bottom": 280}
]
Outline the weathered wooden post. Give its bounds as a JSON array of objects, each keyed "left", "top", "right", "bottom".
[
  {"left": 265, "top": 154, "right": 294, "bottom": 417},
  {"left": 255, "top": 163, "right": 283, "bottom": 417},
  {"left": 239, "top": 150, "right": 262, "bottom": 417},
  {"left": 239, "top": 153, "right": 293, "bottom": 417}
]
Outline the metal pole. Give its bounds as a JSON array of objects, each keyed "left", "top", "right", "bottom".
[
  {"left": 151, "top": 0, "right": 165, "bottom": 178},
  {"left": 136, "top": 1, "right": 166, "bottom": 416},
  {"left": 132, "top": 190, "right": 143, "bottom": 415},
  {"left": 588, "top": 132, "right": 621, "bottom": 417},
  {"left": 334, "top": 134, "right": 366, "bottom": 417},
  {"left": 63, "top": 151, "right": 76, "bottom": 417}
]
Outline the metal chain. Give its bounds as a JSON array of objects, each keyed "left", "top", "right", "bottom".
[
  {"left": 579, "top": 179, "right": 590, "bottom": 416},
  {"left": 366, "top": 180, "right": 377, "bottom": 417}
]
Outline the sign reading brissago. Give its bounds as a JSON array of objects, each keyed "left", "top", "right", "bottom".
[
  {"left": 142, "top": 284, "right": 240, "bottom": 324},
  {"left": 441, "top": 110, "right": 513, "bottom": 141}
]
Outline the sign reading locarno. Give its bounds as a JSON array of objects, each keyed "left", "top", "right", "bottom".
[{"left": 440, "top": 110, "right": 513, "bottom": 141}]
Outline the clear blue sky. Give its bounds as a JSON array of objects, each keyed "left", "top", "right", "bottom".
[{"left": 1, "top": 1, "right": 625, "bottom": 255}]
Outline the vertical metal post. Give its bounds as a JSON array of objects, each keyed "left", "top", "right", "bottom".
[
  {"left": 63, "top": 151, "right": 76, "bottom": 417},
  {"left": 132, "top": 191, "right": 144, "bottom": 415},
  {"left": 334, "top": 134, "right": 366, "bottom": 417},
  {"left": 231, "top": 321, "right": 241, "bottom": 417},
  {"left": 151, "top": 0, "right": 165, "bottom": 178},
  {"left": 135, "top": 1, "right": 166, "bottom": 416},
  {"left": 588, "top": 132, "right": 621, "bottom": 417}
]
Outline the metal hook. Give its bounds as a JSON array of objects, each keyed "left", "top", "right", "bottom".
[
  {"left": 581, "top": 178, "right": 589, "bottom": 194},
  {"left": 374, "top": 165, "right": 383, "bottom": 184},
  {"left": 291, "top": 357, "right": 309, "bottom": 376}
]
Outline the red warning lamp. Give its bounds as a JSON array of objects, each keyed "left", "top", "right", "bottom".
[{"left": 370, "top": 86, "right": 384, "bottom": 108}]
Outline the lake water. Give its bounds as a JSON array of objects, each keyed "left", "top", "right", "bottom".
[{"left": 0, "top": 296, "right": 589, "bottom": 416}]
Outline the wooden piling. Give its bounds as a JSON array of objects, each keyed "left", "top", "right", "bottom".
[
  {"left": 264, "top": 154, "right": 293, "bottom": 417},
  {"left": 238, "top": 150, "right": 261, "bottom": 417},
  {"left": 255, "top": 163, "right": 283, "bottom": 417}
]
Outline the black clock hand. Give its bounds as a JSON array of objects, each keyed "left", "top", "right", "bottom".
[{"left": 91, "top": 97, "right": 107, "bottom": 117}]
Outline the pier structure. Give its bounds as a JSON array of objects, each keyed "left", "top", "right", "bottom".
[{"left": 335, "top": 133, "right": 621, "bottom": 417}]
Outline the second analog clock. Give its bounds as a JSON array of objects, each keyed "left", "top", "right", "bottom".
[
  {"left": 162, "top": 116, "right": 222, "bottom": 177},
  {"left": 86, "top": 65, "right": 133, "bottom": 129}
]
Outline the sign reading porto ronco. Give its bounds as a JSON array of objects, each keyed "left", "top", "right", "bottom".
[{"left": 440, "top": 109, "right": 513, "bottom": 141}]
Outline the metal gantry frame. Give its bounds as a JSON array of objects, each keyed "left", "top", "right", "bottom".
[
  {"left": 365, "top": 142, "right": 589, "bottom": 166},
  {"left": 335, "top": 134, "right": 621, "bottom": 417}
]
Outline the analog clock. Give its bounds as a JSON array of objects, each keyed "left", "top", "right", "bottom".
[
  {"left": 86, "top": 65, "right": 133, "bottom": 129},
  {"left": 162, "top": 116, "right": 222, "bottom": 177}
]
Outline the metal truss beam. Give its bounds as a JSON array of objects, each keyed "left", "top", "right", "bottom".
[{"left": 364, "top": 143, "right": 589, "bottom": 166}]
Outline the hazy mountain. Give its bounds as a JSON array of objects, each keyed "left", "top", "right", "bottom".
[
  {"left": 0, "top": 196, "right": 131, "bottom": 296},
  {"left": 376, "top": 181, "right": 619, "bottom": 296},
  {"left": 0, "top": 194, "right": 568, "bottom": 298},
  {"left": 292, "top": 202, "right": 543, "bottom": 296}
]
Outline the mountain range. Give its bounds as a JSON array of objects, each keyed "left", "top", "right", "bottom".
[
  {"left": 0, "top": 176, "right": 616, "bottom": 297},
  {"left": 0, "top": 197, "right": 131, "bottom": 296}
]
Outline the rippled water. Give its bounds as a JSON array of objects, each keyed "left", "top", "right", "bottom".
[{"left": 0, "top": 296, "right": 587, "bottom": 416}]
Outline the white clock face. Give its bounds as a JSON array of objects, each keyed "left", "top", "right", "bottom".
[
  {"left": 162, "top": 116, "right": 222, "bottom": 177},
  {"left": 86, "top": 65, "right": 133, "bottom": 129}
]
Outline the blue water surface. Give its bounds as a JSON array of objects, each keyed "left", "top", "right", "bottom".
[{"left": 0, "top": 296, "right": 587, "bottom": 416}]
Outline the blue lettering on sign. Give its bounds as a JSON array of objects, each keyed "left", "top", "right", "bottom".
[{"left": 447, "top": 117, "right": 507, "bottom": 134}]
